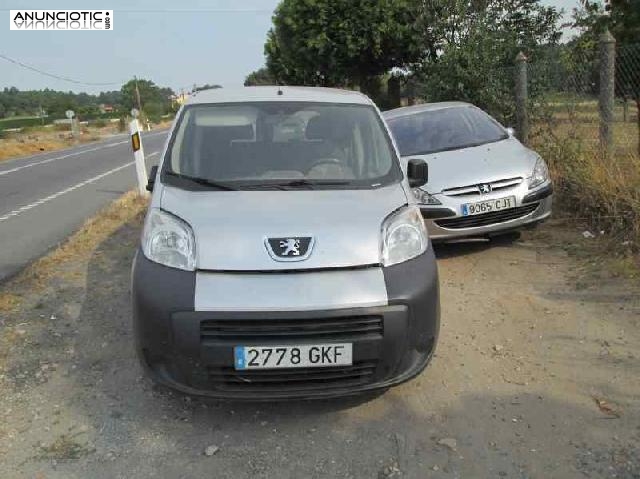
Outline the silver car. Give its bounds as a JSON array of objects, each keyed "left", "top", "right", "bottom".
[
  {"left": 383, "top": 102, "right": 552, "bottom": 241},
  {"left": 132, "top": 87, "right": 439, "bottom": 400}
]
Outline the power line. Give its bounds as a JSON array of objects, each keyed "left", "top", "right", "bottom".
[{"left": 0, "top": 52, "right": 121, "bottom": 87}]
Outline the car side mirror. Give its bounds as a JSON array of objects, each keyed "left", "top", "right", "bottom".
[
  {"left": 407, "top": 159, "right": 428, "bottom": 188},
  {"left": 506, "top": 127, "right": 515, "bottom": 137},
  {"left": 146, "top": 165, "right": 158, "bottom": 192}
]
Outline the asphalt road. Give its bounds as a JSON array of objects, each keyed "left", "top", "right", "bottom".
[{"left": 0, "top": 130, "right": 168, "bottom": 281}]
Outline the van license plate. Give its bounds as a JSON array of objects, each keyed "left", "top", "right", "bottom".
[
  {"left": 462, "top": 196, "right": 516, "bottom": 216},
  {"left": 234, "top": 343, "right": 353, "bottom": 370}
]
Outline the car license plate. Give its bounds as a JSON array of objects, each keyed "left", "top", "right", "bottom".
[
  {"left": 234, "top": 343, "right": 352, "bottom": 370},
  {"left": 462, "top": 196, "right": 516, "bottom": 216}
]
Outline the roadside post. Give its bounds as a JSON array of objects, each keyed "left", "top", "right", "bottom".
[
  {"left": 514, "top": 52, "right": 529, "bottom": 146},
  {"left": 599, "top": 29, "right": 615, "bottom": 156},
  {"left": 129, "top": 108, "right": 148, "bottom": 196},
  {"left": 66, "top": 109, "right": 79, "bottom": 140}
]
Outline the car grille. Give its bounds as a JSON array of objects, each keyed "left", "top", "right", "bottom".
[
  {"left": 435, "top": 203, "right": 539, "bottom": 229},
  {"left": 207, "top": 361, "right": 378, "bottom": 393},
  {"left": 442, "top": 177, "right": 523, "bottom": 197},
  {"left": 200, "top": 315, "right": 383, "bottom": 343}
]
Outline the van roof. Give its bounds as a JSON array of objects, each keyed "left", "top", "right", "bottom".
[{"left": 186, "top": 86, "right": 373, "bottom": 106}]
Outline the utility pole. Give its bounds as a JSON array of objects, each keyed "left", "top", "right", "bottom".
[{"left": 133, "top": 75, "right": 143, "bottom": 111}]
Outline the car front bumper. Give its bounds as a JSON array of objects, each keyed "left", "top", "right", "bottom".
[
  {"left": 131, "top": 248, "right": 440, "bottom": 400},
  {"left": 421, "top": 182, "right": 553, "bottom": 241}
]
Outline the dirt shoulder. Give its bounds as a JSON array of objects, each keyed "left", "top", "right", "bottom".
[{"left": 0, "top": 208, "right": 638, "bottom": 478}]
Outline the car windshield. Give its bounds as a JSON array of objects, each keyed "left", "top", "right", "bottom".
[
  {"left": 163, "top": 101, "right": 401, "bottom": 190},
  {"left": 386, "top": 106, "right": 509, "bottom": 156}
]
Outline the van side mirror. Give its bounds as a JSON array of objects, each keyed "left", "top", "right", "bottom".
[
  {"left": 407, "top": 159, "right": 428, "bottom": 188},
  {"left": 146, "top": 165, "right": 158, "bottom": 192},
  {"left": 506, "top": 127, "right": 515, "bottom": 137}
]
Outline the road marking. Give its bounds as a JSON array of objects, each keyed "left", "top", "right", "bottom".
[
  {"left": 0, "top": 150, "right": 159, "bottom": 223},
  {"left": 0, "top": 141, "right": 128, "bottom": 176},
  {"left": 0, "top": 130, "right": 167, "bottom": 177},
  {"left": 0, "top": 162, "right": 133, "bottom": 223}
]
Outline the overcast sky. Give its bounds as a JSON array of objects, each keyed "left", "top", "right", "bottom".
[{"left": 0, "top": 0, "right": 581, "bottom": 94}]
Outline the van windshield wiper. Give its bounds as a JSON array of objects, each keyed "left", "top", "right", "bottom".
[
  {"left": 260, "top": 179, "right": 353, "bottom": 190},
  {"left": 163, "top": 171, "right": 237, "bottom": 191}
]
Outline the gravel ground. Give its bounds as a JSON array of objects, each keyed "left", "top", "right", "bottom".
[{"left": 0, "top": 216, "right": 638, "bottom": 479}]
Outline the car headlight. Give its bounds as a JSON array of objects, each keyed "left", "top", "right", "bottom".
[
  {"left": 381, "top": 206, "right": 428, "bottom": 267},
  {"left": 529, "top": 157, "right": 549, "bottom": 189},
  {"left": 141, "top": 208, "right": 196, "bottom": 271},
  {"left": 412, "top": 188, "right": 442, "bottom": 205}
]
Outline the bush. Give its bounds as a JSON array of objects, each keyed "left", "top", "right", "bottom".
[{"left": 0, "top": 116, "right": 50, "bottom": 130}]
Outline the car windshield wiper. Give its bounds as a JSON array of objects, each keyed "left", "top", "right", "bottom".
[{"left": 163, "top": 171, "right": 237, "bottom": 191}]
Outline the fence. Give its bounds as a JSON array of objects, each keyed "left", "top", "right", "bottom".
[{"left": 517, "top": 31, "right": 640, "bottom": 157}]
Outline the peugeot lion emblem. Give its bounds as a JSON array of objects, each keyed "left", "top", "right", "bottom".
[
  {"left": 478, "top": 183, "right": 492, "bottom": 194},
  {"left": 265, "top": 236, "right": 315, "bottom": 262}
]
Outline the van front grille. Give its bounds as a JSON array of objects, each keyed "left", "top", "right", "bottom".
[
  {"left": 207, "top": 361, "right": 378, "bottom": 393},
  {"left": 200, "top": 316, "right": 383, "bottom": 343}
]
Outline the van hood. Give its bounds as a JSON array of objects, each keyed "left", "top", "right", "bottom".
[
  {"left": 406, "top": 138, "right": 538, "bottom": 194},
  {"left": 160, "top": 185, "right": 408, "bottom": 271}
]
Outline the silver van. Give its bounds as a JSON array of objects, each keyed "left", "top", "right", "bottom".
[{"left": 131, "top": 87, "right": 440, "bottom": 399}]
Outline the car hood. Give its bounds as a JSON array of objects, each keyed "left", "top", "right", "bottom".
[
  {"left": 160, "top": 184, "right": 408, "bottom": 271},
  {"left": 406, "top": 138, "right": 538, "bottom": 194}
]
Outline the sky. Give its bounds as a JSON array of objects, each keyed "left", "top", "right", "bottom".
[{"left": 0, "top": 0, "right": 580, "bottom": 95}]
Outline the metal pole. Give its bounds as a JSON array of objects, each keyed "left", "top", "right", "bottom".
[
  {"left": 514, "top": 52, "right": 529, "bottom": 145},
  {"left": 599, "top": 29, "right": 616, "bottom": 155}
]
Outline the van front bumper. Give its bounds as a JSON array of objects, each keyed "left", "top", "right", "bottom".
[{"left": 131, "top": 248, "right": 440, "bottom": 400}]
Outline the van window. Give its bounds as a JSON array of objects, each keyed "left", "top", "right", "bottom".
[{"left": 164, "top": 102, "right": 401, "bottom": 189}]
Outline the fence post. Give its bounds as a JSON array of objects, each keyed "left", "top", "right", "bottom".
[
  {"left": 515, "top": 52, "right": 529, "bottom": 145},
  {"left": 599, "top": 29, "right": 616, "bottom": 155}
]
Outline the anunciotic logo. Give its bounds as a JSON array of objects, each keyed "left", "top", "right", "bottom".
[{"left": 10, "top": 10, "right": 113, "bottom": 31}]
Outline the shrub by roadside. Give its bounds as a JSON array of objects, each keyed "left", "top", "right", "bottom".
[{"left": 534, "top": 136, "right": 640, "bottom": 274}]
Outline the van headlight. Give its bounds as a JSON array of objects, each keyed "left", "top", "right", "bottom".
[
  {"left": 529, "top": 157, "right": 549, "bottom": 189},
  {"left": 381, "top": 206, "right": 428, "bottom": 267},
  {"left": 141, "top": 208, "right": 196, "bottom": 271}
]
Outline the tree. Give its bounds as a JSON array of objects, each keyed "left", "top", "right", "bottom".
[
  {"left": 193, "top": 84, "right": 222, "bottom": 92},
  {"left": 120, "top": 78, "right": 172, "bottom": 114},
  {"left": 415, "top": 0, "right": 562, "bottom": 124},
  {"left": 244, "top": 67, "right": 277, "bottom": 86},
  {"left": 264, "top": 0, "right": 427, "bottom": 96}
]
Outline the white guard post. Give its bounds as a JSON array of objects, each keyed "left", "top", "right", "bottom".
[{"left": 129, "top": 119, "right": 148, "bottom": 195}]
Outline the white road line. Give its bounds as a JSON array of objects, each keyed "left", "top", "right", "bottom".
[
  {"left": 0, "top": 141, "right": 129, "bottom": 176},
  {"left": 0, "top": 150, "right": 160, "bottom": 223},
  {"left": 0, "top": 161, "right": 134, "bottom": 223},
  {"left": 0, "top": 130, "right": 167, "bottom": 177}
]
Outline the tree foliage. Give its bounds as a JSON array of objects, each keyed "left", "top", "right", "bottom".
[
  {"left": 264, "top": 0, "right": 426, "bottom": 95},
  {"left": 244, "top": 67, "right": 277, "bottom": 86},
  {"left": 415, "top": 0, "right": 562, "bottom": 123}
]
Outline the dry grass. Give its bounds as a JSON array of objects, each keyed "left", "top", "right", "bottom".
[
  {"left": 0, "top": 123, "right": 123, "bottom": 162},
  {"left": 0, "top": 292, "right": 21, "bottom": 314},
  {"left": 13, "top": 191, "right": 148, "bottom": 288},
  {"left": 37, "top": 433, "right": 95, "bottom": 460},
  {"left": 532, "top": 120, "right": 640, "bottom": 276}
]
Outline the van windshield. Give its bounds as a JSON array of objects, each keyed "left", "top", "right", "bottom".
[{"left": 163, "top": 102, "right": 401, "bottom": 190}]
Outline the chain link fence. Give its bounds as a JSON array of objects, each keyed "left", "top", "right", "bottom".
[{"left": 526, "top": 40, "right": 639, "bottom": 156}]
